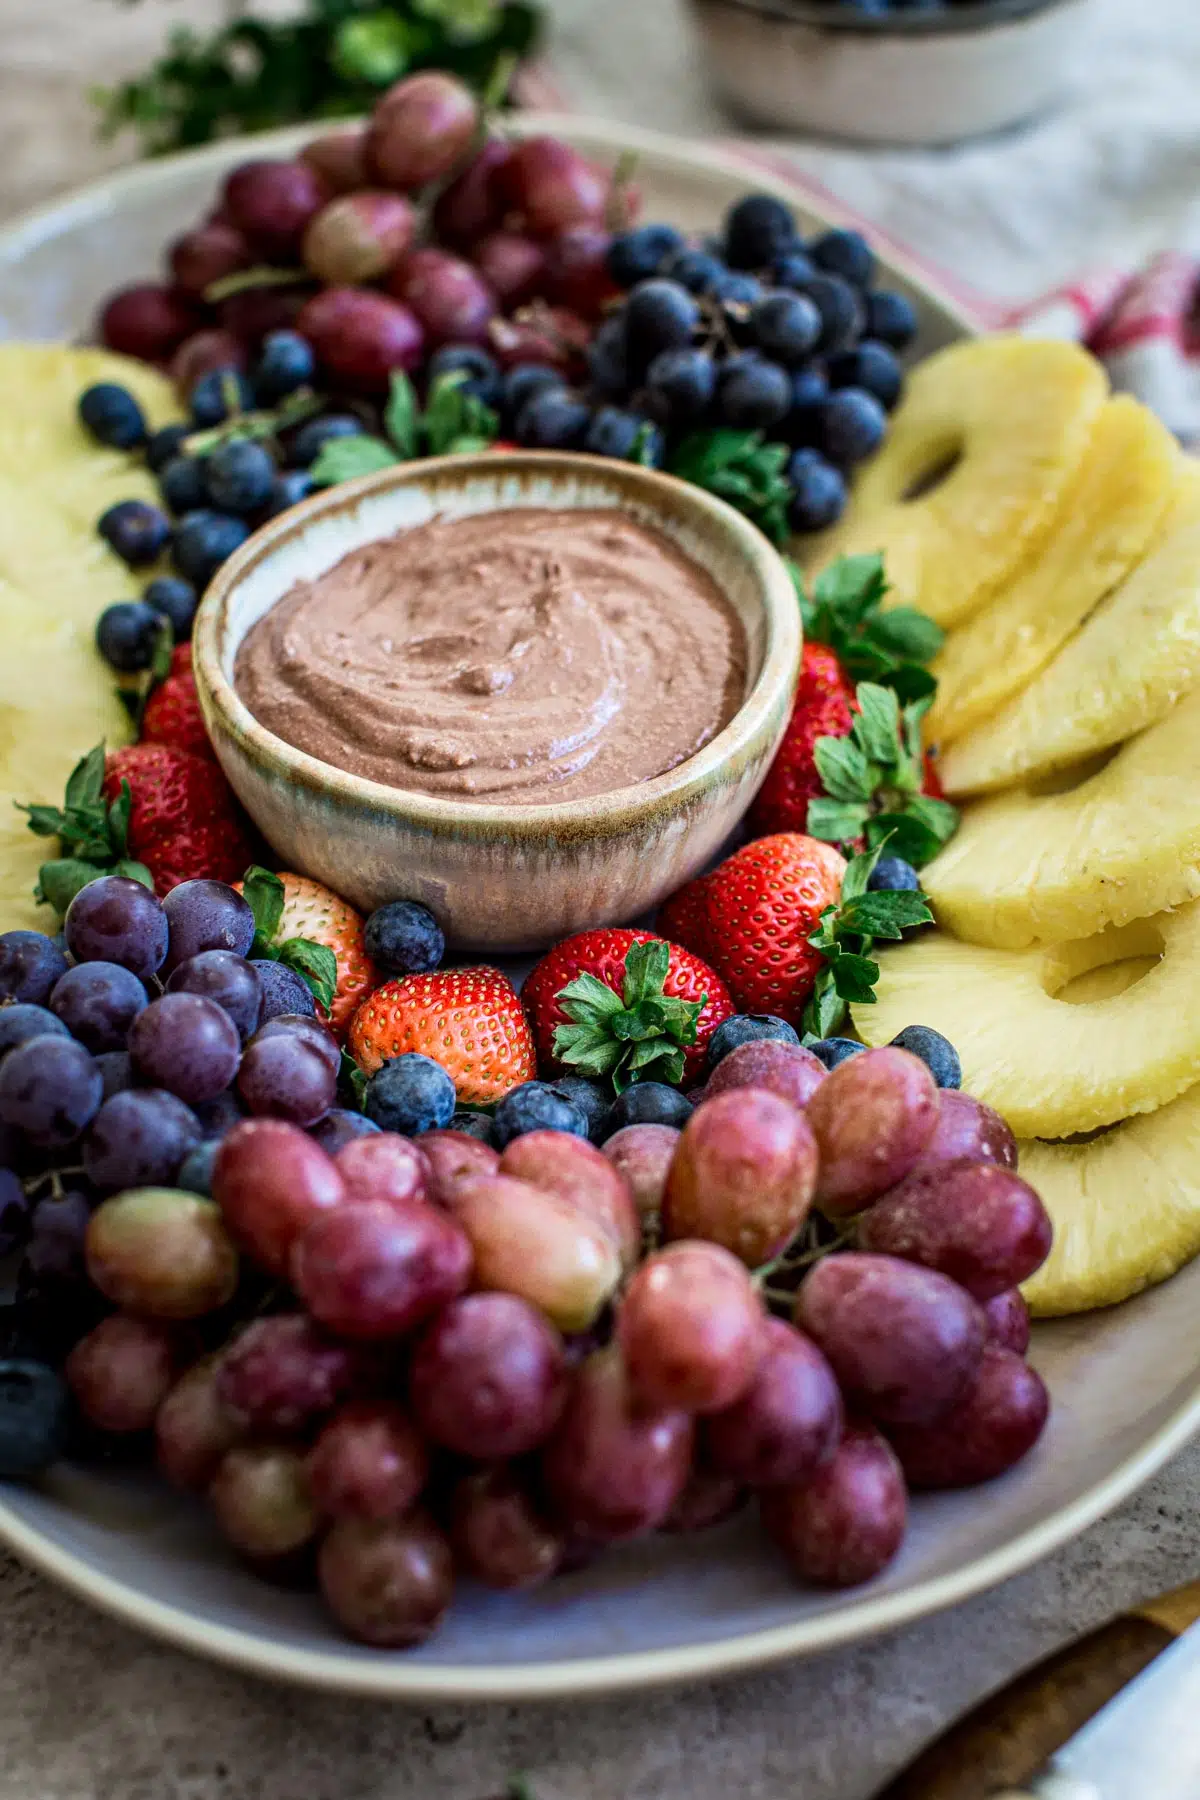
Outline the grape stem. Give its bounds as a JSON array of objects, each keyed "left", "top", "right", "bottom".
[
  {"left": 753, "top": 1222, "right": 856, "bottom": 1288},
  {"left": 21, "top": 1166, "right": 84, "bottom": 1197}
]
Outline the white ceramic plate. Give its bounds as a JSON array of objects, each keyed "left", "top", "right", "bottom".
[{"left": 0, "top": 119, "right": 1196, "bottom": 1700}]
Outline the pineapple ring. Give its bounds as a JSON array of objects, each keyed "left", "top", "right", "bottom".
[
  {"left": 853, "top": 905, "right": 1200, "bottom": 1139},
  {"left": 923, "top": 682, "right": 1200, "bottom": 950},
  {"left": 1020, "top": 1080, "right": 1200, "bottom": 1316},
  {"left": 928, "top": 397, "right": 1182, "bottom": 745},
  {"left": 803, "top": 337, "right": 1107, "bottom": 630}
]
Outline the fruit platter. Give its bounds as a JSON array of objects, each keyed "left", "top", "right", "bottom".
[{"left": 0, "top": 87, "right": 1198, "bottom": 1702}]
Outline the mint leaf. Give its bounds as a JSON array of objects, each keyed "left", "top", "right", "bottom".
[
  {"left": 277, "top": 938, "right": 338, "bottom": 1011},
  {"left": 865, "top": 608, "right": 945, "bottom": 663},
  {"left": 854, "top": 683, "right": 901, "bottom": 765},
  {"left": 839, "top": 890, "right": 934, "bottom": 940},
  {"left": 885, "top": 663, "right": 938, "bottom": 706},
  {"left": 812, "top": 552, "right": 888, "bottom": 621},
  {"left": 64, "top": 744, "right": 106, "bottom": 812},
  {"left": 801, "top": 966, "right": 847, "bottom": 1041},
  {"left": 807, "top": 797, "right": 869, "bottom": 843},
  {"left": 813, "top": 734, "right": 872, "bottom": 803},
  {"left": 242, "top": 864, "right": 285, "bottom": 951},
  {"left": 422, "top": 371, "right": 499, "bottom": 457},
  {"left": 310, "top": 436, "right": 399, "bottom": 487},
  {"left": 827, "top": 950, "right": 880, "bottom": 1004},
  {"left": 21, "top": 803, "right": 67, "bottom": 840},
  {"left": 384, "top": 369, "right": 419, "bottom": 459},
  {"left": 839, "top": 842, "right": 885, "bottom": 904},
  {"left": 864, "top": 810, "right": 943, "bottom": 867},
  {"left": 631, "top": 423, "right": 659, "bottom": 466}
]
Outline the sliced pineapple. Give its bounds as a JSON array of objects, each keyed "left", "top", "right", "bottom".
[
  {"left": 851, "top": 907, "right": 1200, "bottom": 1138},
  {"left": 928, "top": 397, "right": 1181, "bottom": 744},
  {"left": 923, "top": 682, "right": 1200, "bottom": 948},
  {"left": 1020, "top": 1082, "right": 1200, "bottom": 1316},
  {"left": 803, "top": 338, "right": 1107, "bottom": 628}
]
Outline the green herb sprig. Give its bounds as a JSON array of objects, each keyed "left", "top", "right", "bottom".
[
  {"left": 307, "top": 366, "right": 500, "bottom": 485},
  {"left": 801, "top": 841, "right": 933, "bottom": 1041}
]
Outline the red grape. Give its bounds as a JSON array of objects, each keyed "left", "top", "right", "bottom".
[
  {"left": 307, "top": 1400, "right": 429, "bottom": 1521},
  {"left": 661, "top": 1464, "right": 746, "bottom": 1534},
  {"left": 387, "top": 249, "right": 496, "bottom": 347},
  {"left": 128, "top": 992, "right": 241, "bottom": 1105},
  {"left": 409, "top": 1292, "right": 568, "bottom": 1459},
  {"left": 217, "top": 1314, "right": 364, "bottom": 1434},
  {"left": 499, "top": 1131, "right": 639, "bottom": 1270},
  {"left": 539, "top": 1347, "right": 694, "bottom": 1541},
  {"left": 86, "top": 1188, "right": 239, "bottom": 1319},
  {"left": 502, "top": 138, "right": 609, "bottom": 236},
  {"left": 297, "top": 287, "right": 425, "bottom": 392},
  {"left": 602, "top": 1123, "right": 679, "bottom": 1222},
  {"left": 450, "top": 1465, "right": 564, "bottom": 1589},
  {"left": 66, "top": 1314, "right": 177, "bottom": 1434},
  {"left": 886, "top": 1346, "right": 1049, "bottom": 1489},
  {"left": 300, "top": 126, "right": 370, "bottom": 195},
  {"left": 795, "top": 1252, "right": 985, "bottom": 1426},
  {"left": 760, "top": 1422, "right": 907, "bottom": 1588},
  {"left": 302, "top": 192, "right": 417, "bottom": 286},
  {"left": 663, "top": 1087, "right": 817, "bottom": 1266},
  {"left": 450, "top": 1175, "right": 622, "bottom": 1333},
  {"left": 367, "top": 72, "right": 478, "bottom": 189},
  {"left": 982, "top": 1288, "right": 1030, "bottom": 1354},
  {"left": 155, "top": 1356, "right": 243, "bottom": 1492},
  {"left": 318, "top": 1511, "right": 453, "bottom": 1647},
  {"left": 221, "top": 159, "right": 329, "bottom": 257},
  {"left": 292, "top": 1197, "right": 471, "bottom": 1340},
  {"left": 472, "top": 232, "right": 548, "bottom": 309},
  {"left": 213, "top": 1118, "right": 346, "bottom": 1276},
  {"left": 432, "top": 138, "right": 514, "bottom": 244},
  {"left": 99, "top": 284, "right": 198, "bottom": 362},
  {"left": 336, "top": 1132, "right": 430, "bottom": 1210},
  {"left": 542, "top": 225, "right": 618, "bottom": 319},
  {"left": 237, "top": 1033, "right": 336, "bottom": 1126},
  {"left": 487, "top": 310, "right": 583, "bottom": 374},
  {"left": 704, "top": 1039, "right": 827, "bottom": 1110},
  {"left": 912, "top": 1089, "right": 1019, "bottom": 1173},
  {"left": 209, "top": 1444, "right": 318, "bottom": 1559},
  {"left": 218, "top": 287, "right": 308, "bottom": 348},
  {"left": 168, "top": 223, "right": 251, "bottom": 298},
  {"left": 806, "top": 1047, "right": 940, "bottom": 1216},
  {"left": 169, "top": 329, "right": 247, "bottom": 395},
  {"left": 704, "top": 1317, "right": 843, "bottom": 1487},
  {"left": 618, "top": 1241, "right": 766, "bottom": 1414},
  {"left": 418, "top": 1129, "right": 499, "bottom": 1204},
  {"left": 857, "top": 1160, "right": 1053, "bottom": 1300}
]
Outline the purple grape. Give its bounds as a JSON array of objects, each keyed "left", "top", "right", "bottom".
[
  {"left": 252, "top": 960, "right": 317, "bottom": 1021},
  {"left": 82, "top": 1088, "right": 202, "bottom": 1192},
  {"left": 192, "top": 1088, "right": 245, "bottom": 1140},
  {"left": 19, "top": 1188, "right": 92, "bottom": 1293},
  {"left": 0, "top": 931, "right": 69, "bottom": 1006},
  {"left": 162, "top": 879, "right": 255, "bottom": 974},
  {"left": 237, "top": 1034, "right": 336, "bottom": 1125},
  {"left": 95, "top": 1050, "right": 136, "bottom": 1100},
  {"left": 49, "top": 961, "right": 147, "bottom": 1052},
  {"left": 0, "top": 1168, "right": 30, "bottom": 1256},
  {"left": 128, "top": 993, "right": 242, "bottom": 1104},
  {"left": 166, "top": 950, "right": 262, "bottom": 1042},
  {"left": 0, "top": 1036, "right": 103, "bottom": 1147},
  {"left": 310, "top": 1110, "right": 381, "bottom": 1154},
  {"left": 0, "top": 1004, "right": 70, "bottom": 1059},
  {"left": 64, "top": 876, "right": 168, "bottom": 979},
  {"left": 250, "top": 1014, "right": 340, "bottom": 1074}
]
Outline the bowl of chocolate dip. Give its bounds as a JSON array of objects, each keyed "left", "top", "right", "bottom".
[{"left": 194, "top": 452, "right": 801, "bottom": 952}]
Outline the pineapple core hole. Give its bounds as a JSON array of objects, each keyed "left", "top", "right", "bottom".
[
  {"left": 902, "top": 446, "right": 962, "bottom": 502},
  {"left": 1042, "top": 919, "right": 1166, "bottom": 1005},
  {"left": 1024, "top": 744, "right": 1122, "bottom": 798}
]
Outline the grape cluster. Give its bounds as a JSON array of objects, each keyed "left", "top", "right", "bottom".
[{"left": 1, "top": 891, "right": 1052, "bottom": 1648}]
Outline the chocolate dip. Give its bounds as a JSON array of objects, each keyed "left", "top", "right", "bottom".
[{"left": 234, "top": 507, "right": 747, "bottom": 804}]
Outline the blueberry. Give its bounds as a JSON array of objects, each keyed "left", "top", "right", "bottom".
[
  {"left": 724, "top": 194, "right": 796, "bottom": 270},
  {"left": 251, "top": 960, "right": 317, "bottom": 1022},
  {"left": 786, "top": 365, "right": 830, "bottom": 446},
  {"left": 584, "top": 406, "right": 660, "bottom": 464},
  {"left": 828, "top": 339, "right": 904, "bottom": 410},
  {"left": 712, "top": 270, "right": 763, "bottom": 309},
  {"left": 95, "top": 600, "right": 166, "bottom": 674},
  {"left": 607, "top": 224, "right": 685, "bottom": 288},
  {"left": 288, "top": 414, "right": 364, "bottom": 468},
  {"left": 600, "top": 1082, "right": 693, "bottom": 1139},
  {"left": 492, "top": 1080, "right": 589, "bottom": 1148},
  {"left": 752, "top": 291, "right": 823, "bottom": 366},
  {"left": 772, "top": 248, "right": 817, "bottom": 289},
  {"left": 644, "top": 346, "right": 716, "bottom": 427},
  {"left": 366, "top": 1053, "right": 456, "bottom": 1135},
  {"left": 787, "top": 449, "right": 847, "bottom": 532},
  {"left": 586, "top": 317, "right": 629, "bottom": 398},
  {"left": 890, "top": 1025, "right": 961, "bottom": 1090},
  {"left": 427, "top": 344, "right": 502, "bottom": 409},
  {"left": 717, "top": 355, "right": 791, "bottom": 430},
  {"left": 865, "top": 288, "right": 918, "bottom": 350},
  {"left": 624, "top": 279, "right": 700, "bottom": 370},
  {"left": 0, "top": 1169, "right": 30, "bottom": 1258},
  {"left": 189, "top": 368, "right": 255, "bottom": 428},
  {"left": 203, "top": 439, "right": 276, "bottom": 515},
  {"left": 515, "top": 388, "right": 592, "bottom": 449},
  {"left": 809, "top": 1037, "right": 867, "bottom": 1071},
  {"left": 809, "top": 227, "right": 875, "bottom": 289},
  {"left": 449, "top": 1110, "right": 499, "bottom": 1146},
  {"left": 159, "top": 454, "right": 208, "bottom": 516},
  {"left": 78, "top": 383, "right": 146, "bottom": 451},
  {"left": 309, "top": 1109, "right": 382, "bottom": 1155},
  {"left": 172, "top": 510, "right": 250, "bottom": 588},
  {"left": 794, "top": 273, "right": 863, "bottom": 355},
  {"left": 0, "top": 931, "right": 69, "bottom": 1007},
  {"left": 0, "top": 1004, "right": 70, "bottom": 1059},
  {"left": 0, "top": 1359, "right": 69, "bottom": 1479},
  {"left": 707, "top": 1013, "right": 800, "bottom": 1069},
  {"left": 177, "top": 1139, "right": 221, "bottom": 1197},
  {"left": 502, "top": 363, "right": 564, "bottom": 428},
  {"left": 868, "top": 854, "right": 920, "bottom": 893},
  {"left": 363, "top": 900, "right": 445, "bottom": 976},
  {"left": 145, "top": 423, "right": 190, "bottom": 473},
  {"left": 254, "top": 330, "right": 315, "bottom": 403},
  {"left": 662, "top": 248, "right": 725, "bottom": 296},
  {"left": 97, "top": 499, "right": 170, "bottom": 569},
  {"left": 260, "top": 469, "right": 314, "bottom": 519},
  {"left": 819, "top": 387, "right": 888, "bottom": 467},
  {"left": 550, "top": 1077, "right": 609, "bottom": 1144},
  {"left": 143, "top": 575, "right": 198, "bottom": 642}
]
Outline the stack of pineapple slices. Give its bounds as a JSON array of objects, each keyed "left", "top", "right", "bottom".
[
  {"left": 814, "top": 336, "right": 1200, "bottom": 1316},
  {"left": 0, "top": 345, "right": 176, "bottom": 929}
]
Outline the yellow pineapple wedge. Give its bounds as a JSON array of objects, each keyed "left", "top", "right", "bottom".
[
  {"left": 803, "top": 338, "right": 1107, "bottom": 628},
  {"left": 923, "top": 682, "right": 1200, "bottom": 948},
  {"left": 852, "top": 908, "right": 1200, "bottom": 1138},
  {"left": 1020, "top": 1082, "right": 1200, "bottom": 1316},
  {"left": 940, "top": 477, "right": 1200, "bottom": 797},
  {"left": 928, "top": 397, "right": 1181, "bottom": 744}
]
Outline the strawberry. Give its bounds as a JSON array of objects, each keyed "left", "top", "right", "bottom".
[
  {"left": 521, "top": 927, "right": 735, "bottom": 1089},
  {"left": 748, "top": 641, "right": 856, "bottom": 838},
  {"left": 655, "top": 870, "right": 719, "bottom": 962},
  {"left": 922, "top": 748, "right": 945, "bottom": 800},
  {"left": 239, "top": 868, "right": 376, "bottom": 1039},
  {"left": 697, "top": 834, "right": 848, "bottom": 1025},
  {"left": 348, "top": 967, "right": 535, "bottom": 1104},
  {"left": 140, "top": 643, "right": 214, "bottom": 761}
]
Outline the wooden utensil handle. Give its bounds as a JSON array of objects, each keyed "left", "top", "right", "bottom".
[{"left": 875, "top": 1579, "right": 1200, "bottom": 1800}]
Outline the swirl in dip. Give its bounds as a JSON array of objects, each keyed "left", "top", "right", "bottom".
[{"left": 233, "top": 507, "right": 748, "bottom": 804}]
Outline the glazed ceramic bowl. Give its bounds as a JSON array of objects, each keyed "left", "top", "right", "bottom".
[
  {"left": 685, "top": 0, "right": 1093, "bottom": 146},
  {"left": 194, "top": 451, "right": 801, "bottom": 952}
]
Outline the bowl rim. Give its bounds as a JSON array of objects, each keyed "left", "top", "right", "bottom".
[
  {"left": 686, "top": 0, "right": 1086, "bottom": 37},
  {"left": 195, "top": 449, "right": 802, "bottom": 835}
]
